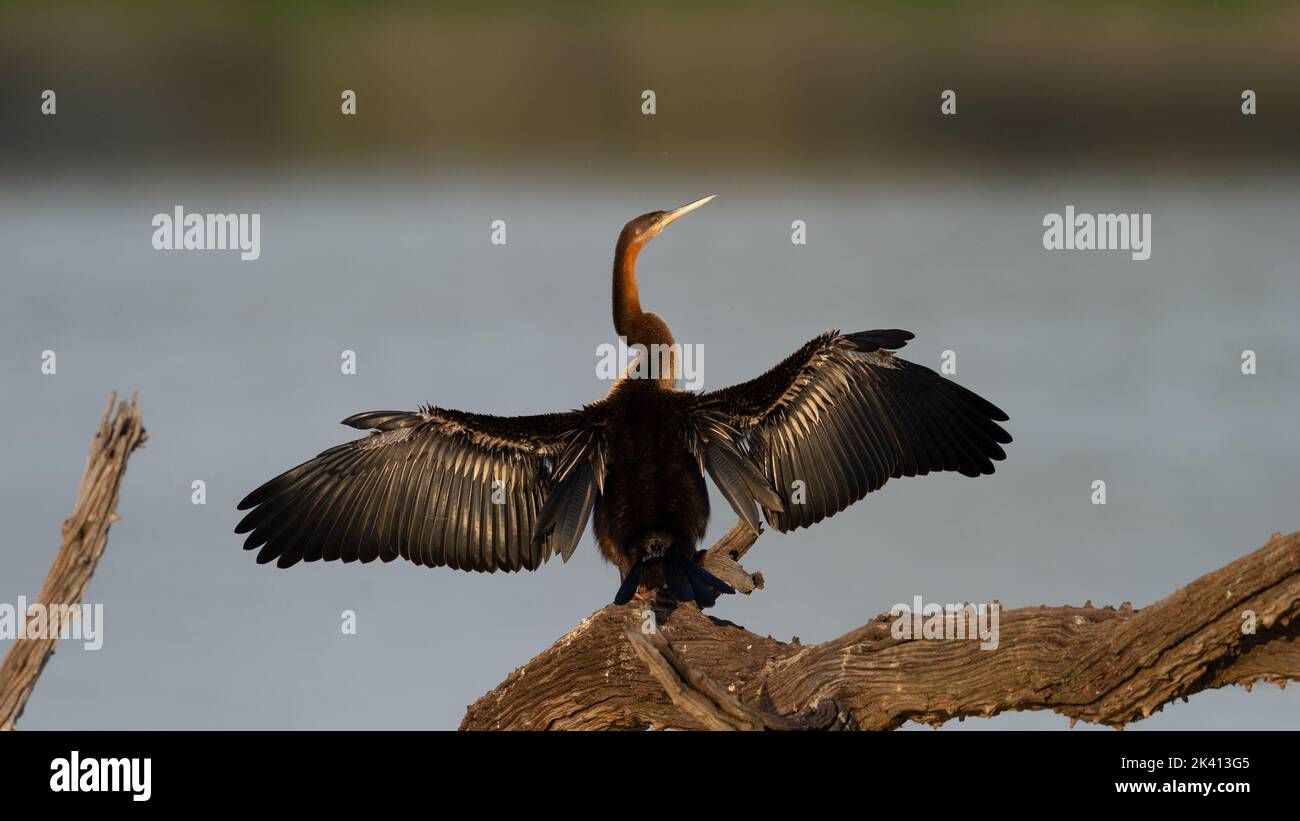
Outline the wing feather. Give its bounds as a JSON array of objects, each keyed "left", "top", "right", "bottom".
[
  {"left": 698, "top": 330, "right": 1011, "bottom": 532},
  {"left": 236, "top": 405, "right": 604, "bottom": 573}
]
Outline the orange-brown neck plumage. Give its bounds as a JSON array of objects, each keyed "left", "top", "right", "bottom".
[
  {"left": 612, "top": 233, "right": 644, "bottom": 339},
  {"left": 612, "top": 229, "right": 678, "bottom": 388},
  {"left": 613, "top": 233, "right": 675, "bottom": 348}
]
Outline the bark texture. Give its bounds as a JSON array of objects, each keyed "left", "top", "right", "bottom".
[
  {"left": 462, "top": 524, "right": 1300, "bottom": 730},
  {"left": 0, "top": 393, "right": 146, "bottom": 730}
]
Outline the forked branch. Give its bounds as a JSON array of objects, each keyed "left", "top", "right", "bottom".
[{"left": 462, "top": 525, "right": 1300, "bottom": 730}]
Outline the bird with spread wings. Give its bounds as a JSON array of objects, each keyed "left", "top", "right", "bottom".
[{"left": 237, "top": 198, "right": 1010, "bottom": 607}]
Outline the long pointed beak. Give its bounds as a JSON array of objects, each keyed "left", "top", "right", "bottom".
[{"left": 654, "top": 194, "right": 715, "bottom": 231}]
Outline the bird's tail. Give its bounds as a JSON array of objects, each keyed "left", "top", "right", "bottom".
[
  {"left": 613, "top": 562, "right": 643, "bottom": 606},
  {"left": 613, "top": 534, "right": 735, "bottom": 607},
  {"left": 664, "top": 554, "right": 735, "bottom": 608}
]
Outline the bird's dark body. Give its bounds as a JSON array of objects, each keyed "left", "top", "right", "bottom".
[{"left": 593, "top": 379, "right": 710, "bottom": 586}]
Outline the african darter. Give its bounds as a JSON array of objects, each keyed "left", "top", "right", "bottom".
[{"left": 236, "top": 196, "right": 1012, "bottom": 607}]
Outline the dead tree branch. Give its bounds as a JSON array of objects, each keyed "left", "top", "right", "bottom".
[
  {"left": 0, "top": 392, "right": 146, "bottom": 730},
  {"left": 461, "top": 526, "right": 1300, "bottom": 730}
]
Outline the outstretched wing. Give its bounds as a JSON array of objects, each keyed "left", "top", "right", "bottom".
[
  {"left": 698, "top": 330, "right": 1011, "bottom": 531},
  {"left": 235, "top": 405, "right": 605, "bottom": 572}
]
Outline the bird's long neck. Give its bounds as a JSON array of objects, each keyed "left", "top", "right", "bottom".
[
  {"left": 612, "top": 234, "right": 646, "bottom": 342},
  {"left": 612, "top": 234, "right": 678, "bottom": 388}
]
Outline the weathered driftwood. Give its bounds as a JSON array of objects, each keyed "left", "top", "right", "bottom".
[
  {"left": 0, "top": 393, "right": 146, "bottom": 730},
  {"left": 461, "top": 524, "right": 1300, "bottom": 730}
]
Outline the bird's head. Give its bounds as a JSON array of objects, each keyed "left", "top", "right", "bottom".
[{"left": 618, "top": 194, "right": 715, "bottom": 253}]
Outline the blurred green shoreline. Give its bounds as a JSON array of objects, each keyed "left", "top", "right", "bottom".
[{"left": 3, "top": 2, "right": 1298, "bottom": 170}]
